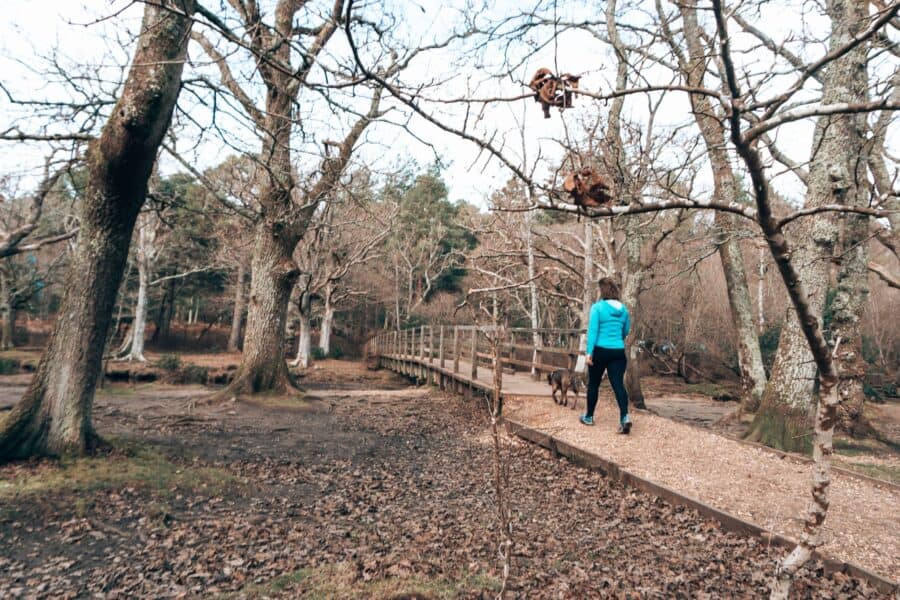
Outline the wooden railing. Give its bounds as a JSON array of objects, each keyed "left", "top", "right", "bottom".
[{"left": 368, "top": 325, "right": 586, "bottom": 380}]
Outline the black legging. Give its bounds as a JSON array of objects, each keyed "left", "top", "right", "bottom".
[{"left": 585, "top": 346, "right": 629, "bottom": 421}]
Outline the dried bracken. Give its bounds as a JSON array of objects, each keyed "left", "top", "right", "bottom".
[
  {"left": 528, "top": 68, "right": 581, "bottom": 118},
  {"left": 562, "top": 167, "right": 614, "bottom": 207}
]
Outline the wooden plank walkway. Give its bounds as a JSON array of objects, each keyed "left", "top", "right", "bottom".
[
  {"left": 375, "top": 350, "right": 900, "bottom": 590},
  {"left": 380, "top": 352, "right": 553, "bottom": 397}
]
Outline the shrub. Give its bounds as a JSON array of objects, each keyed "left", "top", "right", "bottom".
[
  {"left": 155, "top": 354, "right": 182, "bottom": 371},
  {"left": 0, "top": 358, "right": 20, "bottom": 375},
  {"left": 328, "top": 347, "right": 344, "bottom": 360},
  {"left": 166, "top": 365, "right": 209, "bottom": 385},
  {"left": 864, "top": 381, "right": 897, "bottom": 403},
  {"left": 179, "top": 365, "right": 209, "bottom": 385},
  {"left": 311, "top": 347, "right": 327, "bottom": 361}
]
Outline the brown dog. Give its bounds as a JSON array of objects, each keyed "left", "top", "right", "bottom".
[{"left": 548, "top": 369, "right": 582, "bottom": 409}]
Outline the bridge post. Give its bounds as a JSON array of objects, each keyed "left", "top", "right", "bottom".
[
  {"left": 453, "top": 326, "right": 460, "bottom": 374},
  {"left": 419, "top": 326, "right": 425, "bottom": 361},
  {"left": 507, "top": 330, "right": 516, "bottom": 374},
  {"left": 439, "top": 326, "right": 445, "bottom": 369},
  {"left": 429, "top": 326, "right": 435, "bottom": 364},
  {"left": 470, "top": 328, "right": 478, "bottom": 380}
]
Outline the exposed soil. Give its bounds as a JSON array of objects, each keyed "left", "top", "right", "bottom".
[{"left": 1, "top": 362, "right": 892, "bottom": 598}]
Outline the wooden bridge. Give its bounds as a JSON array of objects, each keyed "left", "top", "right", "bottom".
[
  {"left": 367, "top": 325, "right": 900, "bottom": 594},
  {"left": 367, "top": 325, "right": 586, "bottom": 399}
]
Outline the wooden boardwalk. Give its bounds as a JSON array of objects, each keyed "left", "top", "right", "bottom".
[{"left": 371, "top": 332, "right": 900, "bottom": 592}]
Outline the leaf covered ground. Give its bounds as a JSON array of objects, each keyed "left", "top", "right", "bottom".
[{"left": 0, "top": 363, "right": 889, "bottom": 598}]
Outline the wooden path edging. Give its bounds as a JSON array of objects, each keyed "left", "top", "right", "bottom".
[{"left": 503, "top": 418, "right": 899, "bottom": 596}]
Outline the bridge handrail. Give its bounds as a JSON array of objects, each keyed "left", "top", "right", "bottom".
[{"left": 366, "top": 324, "right": 589, "bottom": 380}]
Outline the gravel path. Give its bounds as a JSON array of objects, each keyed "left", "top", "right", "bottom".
[{"left": 505, "top": 394, "right": 900, "bottom": 582}]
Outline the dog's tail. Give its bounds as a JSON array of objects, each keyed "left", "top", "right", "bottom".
[{"left": 546, "top": 373, "right": 552, "bottom": 385}]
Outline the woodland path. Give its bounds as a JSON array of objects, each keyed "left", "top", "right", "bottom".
[{"left": 380, "top": 352, "right": 900, "bottom": 584}]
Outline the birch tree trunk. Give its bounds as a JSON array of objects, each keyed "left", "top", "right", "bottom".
[
  {"left": 577, "top": 221, "right": 594, "bottom": 376},
  {"left": 582, "top": 221, "right": 594, "bottom": 328},
  {"left": 679, "top": 1, "right": 767, "bottom": 412},
  {"left": 320, "top": 284, "right": 334, "bottom": 356},
  {"left": 128, "top": 253, "right": 149, "bottom": 361},
  {"left": 227, "top": 261, "right": 246, "bottom": 352},
  {"left": 0, "top": 0, "right": 195, "bottom": 460},
  {"left": 748, "top": 0, "right": 865, "bottom": 454},
  {"left": 0, "top": 263, "right": 13, "bottom": 350},
  {"left": 525, "top": 210, "right": 542, "bottom": 376}
]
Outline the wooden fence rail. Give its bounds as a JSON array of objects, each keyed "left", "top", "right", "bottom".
[{"left": 367, "top": 325, "right": 587, "bottom": 385}]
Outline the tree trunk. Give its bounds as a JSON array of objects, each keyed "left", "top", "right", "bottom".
[
  {"left": 832, "top": 212, "right": 871, "bottom": 436},
  {"left": 757, "top": 245, "right": 766, "bottom": 335},
  {"left": 621, "top": 219, "right": 646, "bottom": 409},
  {"left": 320, "top": 284, "right": 334, "bottom": 356},
  {"left": 604, "top": 1, "right": 646, "bottom": 410},
  {"left": 576, "top": 221, "right": 594, "bottom": 375},
  {"left": 0, "top": 0, "right": 195, "bottom": 460},
  {"left": 679, "top": 1, "right": 767, "bottom": 412},
  {"left": 127, "top": 254, "right": 149, "bottom": 361},
  {"left": 0, "top": 263, "right": 13, "bottom": 350},
  {"left": 748, "top": 0, "right": 863, "bottom": 455},
  {"left": 525, "top": 210, "right": 542, "bottom": 377},
  {"left": 225, "top": 218, "right": 299, "bottom": 394},
  {"left": 717, "top": 218, "right": 767, "bottom": 412},
  {"left": 227, "top": 261, "right": 246, "bottom": 352},
  {"left": 151, "top": 277, "right": 175, "bottom": 343},
  {"left": 291, "top": 291, "right": 312, "bottom": 369}
]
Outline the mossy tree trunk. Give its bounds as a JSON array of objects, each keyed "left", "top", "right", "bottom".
[{"left": 747, "top": 0, "right": 867, "bottom": 454}]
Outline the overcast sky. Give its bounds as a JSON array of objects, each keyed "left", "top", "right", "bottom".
[{"left": 1, "top": 0, "right": 896, "bottom": 209}]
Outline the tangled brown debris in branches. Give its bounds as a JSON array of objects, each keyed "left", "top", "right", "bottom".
[
  {"left": 528, "top": 68, "right": 581, "bottom": 118},
  {"left": 562, "top": 167, "right": 614, "bottom": 207}
]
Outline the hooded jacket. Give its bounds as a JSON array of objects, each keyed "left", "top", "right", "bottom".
[{"left": 585, "top": 299, "right": 630, "bottom": 352}]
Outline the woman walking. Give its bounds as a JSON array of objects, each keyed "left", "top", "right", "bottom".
[{"left": 580, "top": 277, "right": 632, "bottom": 433}]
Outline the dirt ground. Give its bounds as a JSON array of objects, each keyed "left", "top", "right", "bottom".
[{"left": 0, "top": 362, "right": 893, "bottom": 598}]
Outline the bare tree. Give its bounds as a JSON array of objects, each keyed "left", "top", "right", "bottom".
[
  {"left": 191, "top": 1, "right": 389, "bottom": 395},
  {"left": 0, "top": 0, "right": 196, "bottom": 459},
  {"left": 290, "top": 186, "right": 392, "bottom": 365},
  {"left": 667, "top": 0, "right": 768, "bottom": 411}
]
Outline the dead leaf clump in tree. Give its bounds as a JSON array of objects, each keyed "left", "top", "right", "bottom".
[
  {"left": 563, "top": 167, "right": 614, "bottom": 208},
  {"left": 528, "top": 68, "right": 581, "bottom": 118}
]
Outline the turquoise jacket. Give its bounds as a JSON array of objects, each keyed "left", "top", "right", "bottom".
[{"left": 585, "top": 299, "right": 630, "bottom": 352}]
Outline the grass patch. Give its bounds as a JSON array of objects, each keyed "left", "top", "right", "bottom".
[
  {"left": 833, "top": 437, "right": 886, "bottom": 457},
  {"left": 232, "top": 562, "right": 500, "bottom": 599},
  {"left": 0, "top": 439, "right": 238, "bottom": 501},
  {"left": 836, "top": 461, "right": 900, "bottom": 485},
  {"left": 682, "top": 382, "right": 734, "bottom": 399}
]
